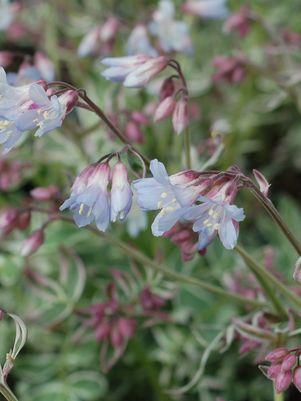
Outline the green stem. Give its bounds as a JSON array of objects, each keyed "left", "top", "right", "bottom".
[
  {"left": 0, "top": 383, "right": 18, "bottom": 401},
  {"left": 236, "top": 245, "right": 301, "bottom": 310},
  {"left": 184, "top": 128, "right": 191, "bottom": 169},
  {"left": 249, "top": 185, "right": 301, "bottom": 256},
  {"left": 273, "top": 385, "right": 284, "bottom": 401}
]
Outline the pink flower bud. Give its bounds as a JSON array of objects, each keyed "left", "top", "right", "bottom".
[
  {"left": 95, "top": 320, "right": 111, "bottom": 341},
  {"left": 125, "top": 120, "right": 144, "bottom": 143},
  {"left": 159, "top": 77, "right": 175, "bottom": 100},
  {"left": 154, "top": 96, "right": 176, "bottom": 122},
  {"left": 253, "top": 169, "right": 270, "bottom": 197},
  {"left": 59, "top": 90, "right": 78, "bottom": 114},
  {"left": 172, "top": 97, "right": 189, "bottom": 134},
  {"left": 17, "top": 210, "right": 31, "bottom": 230},
  {"left": 281, "top": 354, "right": 297, "bottom": 371},
  {"left": 265, "top": 348, "right": 288, "bottom": 363},
  {"left": 30, "top": 185, "right": 58, "bottom": 201},
  {"left": 293, "top": 366, "right": 301, "bottom": 392},
  {"left": 275, "top": 370, "right": 292, "bottom": 393},
  {"left": 267, "top": 364, "right": 282, "bottom": 379},
  {"left": 21, "top": 229, "right": 44, "bottom": 257},
  {"left": 0, "top": 208, "right": 19, "bottom": 235},
  {"left": 131, "top": 111, "right": 149, "bottom": 125},
  {"left": 110, "top": 324, "right": 124, "bottom": 348},
  {"left": 118, "top": 317, "right": 136, "bottom": 338}
]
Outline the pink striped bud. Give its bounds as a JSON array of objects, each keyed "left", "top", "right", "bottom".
[
  {"left": 21, "top": 229, "right": 44, "bottom": 257},
  {"left": 30, "top": 185, "right": 58, "bottom": 201},
  {"left": 253, "top": 169, "right": 270, "bottom": 197},
  {"left": 172, "top": 97, "right": 189, "bottom": 134},
  {"left": 293, "top": 366, "right": 301, "bottom": 392},
  {"left": 265, "top": 348, "right": 288, "bottom": 363},
  {"left": 281, "top": 354, "right": 297, "bottom": 371},
  {"left": 154, "top": 96, "right": 176, "bottom": 122},
  {"left": 125, "top": 120, "right": 144, "bottom": 143},
  {"left": 159, "top": 77, "right": 175, "bottom": 100},
  {"left": 117, "top": 317, "right": 136, "bottom": 338},
  {"left": 131, "top": 111, "right": 149, "bottom": 125},
  {"left": 267, "top": 364, "right": 282, "bottom": 379},
  {"left": 0, "top": 208, "right": 19, "bottom": 235},
  {"left": 275, "top": 370, "right": 292, "bottom": 393},
  {"left": 59, "top": 90, "right": 78, "bottom": 114}
]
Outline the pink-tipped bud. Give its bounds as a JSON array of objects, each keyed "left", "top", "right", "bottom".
[
  {"left": 275, "top": 370, "right": 292, "bottom": 393},
  {"left": 267, "top": 364, "right": 282, "bottom": 379},
  {"left": 293, "top": 257, "right": 301, "bottom": 283},
  {"left": 0, "top": 208, "right": 19, "bottom": 235},
  {"left": 293, "top": 366, "right": 301, "bottom": 392},
  {"left": 131, "top": 111, "right": 149, "bottom": 125},
  {"left": 99, "top": 17, "right": 120, "bottom": 42},
  {"left": 159, "top": 77, "right": 175, "bottom": 100},
  {"left": 172, "top": 97, "right": 189, "bottom": 135},
  {"left": 154, "top": 96, "right": 176, "bottom": 122},
  {"left": 265, "top": 348, "right": 288, "bottom": 363},
  {"left": 95, "top": 320, "right": 111, "bottom": 341},
  {"left": 281, "top": 354, "right": 297, "bottom": 371},
  {"left": 118, "top": 317, "right": 136, "bottom": 338},
  {"left": 125, "top": 120, "right": 144, "bottom": 143},
  {"left": 30, "top": 185, "right": 58, "bottom": 201},
  {"left": 21, "top": 229, "right": 44, "bottom": 257},
  {"left": 59, "top": 90, "right": 78, "bottom": 114},
  {"left": 17, "top": 210, "right": 31, "bottom": 230},
  {"left": 253, "top": 169, "right": 270, "bottom": 197}
]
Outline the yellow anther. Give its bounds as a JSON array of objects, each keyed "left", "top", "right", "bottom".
[
  {"left": 161, "top": 192, "right": 168, "bottom": 199},
  {"left": 79, "top": 203, "right": 85, "bottom": 215}
]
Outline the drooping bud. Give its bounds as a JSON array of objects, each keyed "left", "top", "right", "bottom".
[
  {"left": 159, "top": 77, "right": 175, "bottom": 100},
  {"left": 0, "top": 208, "right": 19, "bottom": 235},
  {"left": 267, "top": 363, "right": 282, "bottom": 379},
  {"left": 154, "top": 96, "right": 176, "bottom": 122},
  {"left": 265, "top": 348, "right": 288, "bottom": 363},
  {"left": 253, "top": 169, "right": 270, "bottom": 197},
  {"left": 58, "top": 90, "right": 78, "bottom": 114},
  {"left": 275, "top": 370, "right": 292, "bottom": 393},
  {"left": 293, "top": 366, "right": 301, "bottom": 392},
  {"left": 281, "top": 354, "right": 297, "bottom": 371},
  {"left": 110, "top": 161, "right": 132, "bottom": 222},
  {"left": 125, "top": 120, "right": 144, "bottom": 143},
  {"left": 21, "top": 229, "right": 44, "bottom": 257},
  {"left": 30, "top": 185, "right": 58, "bottom": 201},
  {"left": 172, "top": 97, "right": 189, "bottom": 134},
  {"left": 131, "top": 111, "right": 149, "bottom": 125}
]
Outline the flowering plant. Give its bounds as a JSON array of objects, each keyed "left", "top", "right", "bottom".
[{"left": 0, "top": 1, "right": 301, "bottom": 401}]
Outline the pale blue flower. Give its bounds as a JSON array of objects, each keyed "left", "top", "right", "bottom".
[
  {"left": 184, "top": 195, "right": 245, "bottom": 250},
  {"left": 60, "top": 163, "right": 111, "bottom": 232},
  {"left": 0, "top": 119, "right": 23, "bottom": 154},
  {"left": 132, "top": 159, "right": 199, "bottom": 236},
  {"left": 126, "top": 25, "right": 158, "bottom": 57}
]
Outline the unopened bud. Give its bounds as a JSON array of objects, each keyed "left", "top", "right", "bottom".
[
  {"left": 275, "top": 370, "right": 292, "bottom": 393},
  {"left": 17, "top": 210, "right": 31, "bottom": 230},
  {"left": 21, "top": 229, "right": 44, "bottom": 257},
  {"left": 293, "top": 366, "right": 301, "bottom": 392},
  {"left": 265, "top": 348, "right": 288, "bottom": 363},
  {"left": 172, "top": 97, "right": 189, "bottom": 135},
  {"left": 267, "top": 363, "right": 282, "bottom": 379},
  {"left": 253, "top": 169, "right": 270, "bottom": 197},
  {"left": 154, "top": 96, "right": 176, "bottom": 122},
  {"left": 281, "top": 353, "right": 297, "bottom": 371},
  {"left": 30, "top": 185, "right": 58, "bottom": 201},
  {"left": 125, "top": 120, "right": 144, "bottom": 143},
  {"left": 59, "top": 90, "right": 78, "bottom": 114},
  {"left": 159, "top": 77, "right": 175, "bottom": 100}
]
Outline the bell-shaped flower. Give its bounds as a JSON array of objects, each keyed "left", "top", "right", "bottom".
[
  {"left": 60, "top": 162, "right": 111, "bottom": 231},
  {"left": 132, "top": 159, "right": 200, "bottom": 236},
  {"left": 172, "top": 97, "right": 189, "bottom": 134},
  {"left": 184, "top": 194, "right": 245, "bottom": 250},
  {"left": 101, "top": 55, "right": 168, "bottom": 88},
  {"left": 110, "top": 161, "right": 133, "bottom": 222},
  {"left": 149, "top": 0, "right": 193, "bottom": 55},
  {"left": 15, "top": 85, "right": 77, "bottom": 137},
  {"left": 126, "top": 25, "right": 157, "bottom": 57}
]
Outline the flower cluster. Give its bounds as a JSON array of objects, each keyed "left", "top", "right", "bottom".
[
  {"left": 133, "top": 160, "right": 245, "bottom": 255},
  {"left": 60, "top": 160, "right": 132, "bottom": 231},
  {"left": 264, "top": 347, "right": 301, "bottom": 393},
  {"left": 0, "top": 67, "right": 77, "bottom": 153}
]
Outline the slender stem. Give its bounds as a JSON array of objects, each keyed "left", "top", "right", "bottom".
[
  {"left": 0, "top": 383, "right": 18, "bottom": 401},
  {"left": 29, "top": 207, "right": 265, "bottom": 309},
  {"left": 273, "top": 385, "right": 284, "bottom": 401},
  {"left": 184, "top": 128, "right": 191, "bottom": 169},
  {"left": 248, "top": 185, "right": 301, "bottom": 255},
  {"left": 236, "top": 245, "right": 301, "bottom": 310}
]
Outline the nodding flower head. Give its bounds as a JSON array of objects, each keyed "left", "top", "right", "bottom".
[
  {"left": 172, "top": 96, "right": 189, "bottom": 134},
  {"left": 132, "top": 159, "right": 202, "bottom": 236},
  {"left": 101, "top": 54, "right": 169, "bottom": 88},
  {"left": 60, "top": 162, "right": 111, "bottom": 231}
]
